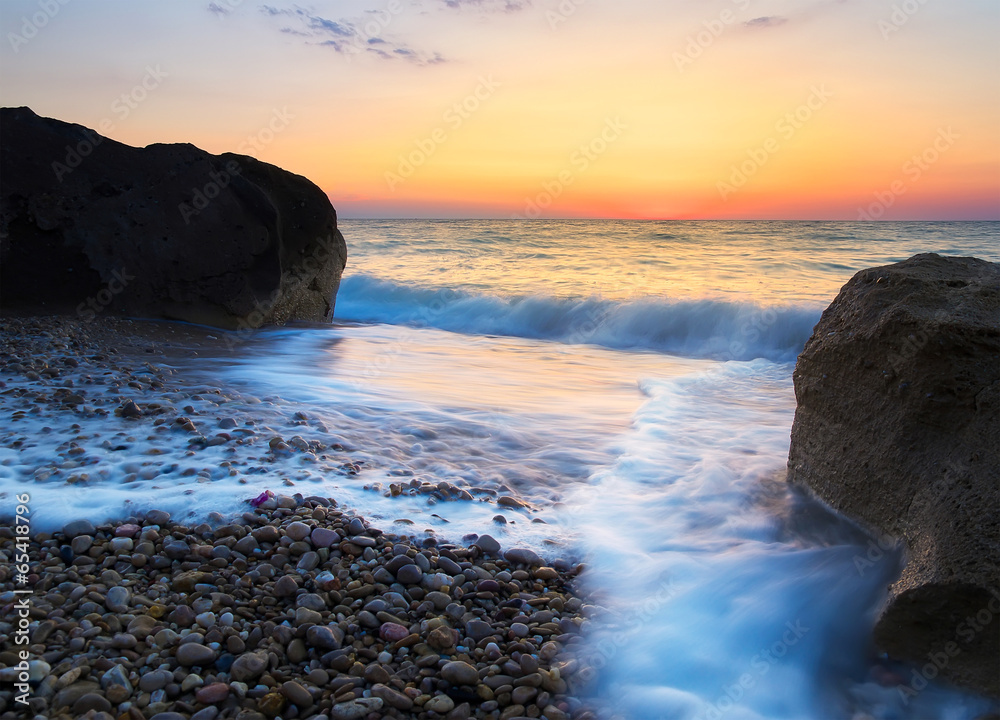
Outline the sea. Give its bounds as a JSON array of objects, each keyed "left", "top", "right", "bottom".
[{"left": 4, "top": 220, "right": 1000, "bottom": 719}]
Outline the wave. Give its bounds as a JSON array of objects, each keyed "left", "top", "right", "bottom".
[{"left": 334, "top": 274, "right": 823, "bottom": 362}]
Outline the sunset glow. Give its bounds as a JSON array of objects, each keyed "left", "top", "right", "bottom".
[{"left": 2, "top": 0, "right": 997, "bottom": 219}]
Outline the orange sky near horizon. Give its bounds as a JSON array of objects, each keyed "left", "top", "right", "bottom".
[{"left": 1, "top": 0, "right": 998, "bottom": 220}]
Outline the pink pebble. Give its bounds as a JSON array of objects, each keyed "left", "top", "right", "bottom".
[
  {"left": 114, "top": 524, "right": 140, "bottom": 538},
  {"left": 379, "top": 622, "right": 409, "bottom": 642},
  {"left": 195, "top": 682, "right": 231, "bottom": 703}
]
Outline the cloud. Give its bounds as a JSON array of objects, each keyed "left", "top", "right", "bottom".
[
  {"left": 744, "top": 15, "right": 789, "bottom": 29},
  {"left": 440, "top": 0, "right": 531, "bottom": 11},
  {"left": 257, "top": 4, "right": 447, "bottom": 65},
  {"left": 207, "top": 2, "right": 231, "bottom": 15}
]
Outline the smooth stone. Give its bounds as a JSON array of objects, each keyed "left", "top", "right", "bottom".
[
  {"left": 63, "top": 519, "right": 96, "bottom": 538},
  {"left": 274, "top": 575, "right": 299, "bottom": 597},
  {"left": 437, "top": 556, "right": 462, "bottom": 575},
  {"left": 176, "top": 642, "right": 216, "bottom": 666},
  {"left": 195, "top": 682, "right": 230, "bottom": 703},
  {"left": 191, "top": 708, "right": 220, "bottom": 720},
  {"left": 441, "top": 660, "right": 479, "bottom": 686},
  {"left": 473, "top": 534, "right": 501, "bottom": 554},
  {"left": 306, "top": 624, "right": 342, "bottom": 650},
  {"left": 110, "top": 537, "right": 134, "bottom": 552},
  {"left": 139, "top": 669, "right": 173, "bottom": 692},
  {"left": 145, "top": 509, "right": 171, "bottom": 525},
  {"left": 296, "top": 593, "right": 326, "bottom": 611},
  {"left": 100, "top": 663, "right": 130, "bottom": 690},
  {"left": 372, "top": 683, "right": 413, "bottom": 710},
  {"left": 73, "top": 693, "right": 112, "bottom": 713},
  {"left": 331, "top": 697, "right": 383, "bottom": 720},
  {"left": 295, "top": 607, "right": 322, "bottom": 625},
  {"left": 396, "top": 564, "right": 423, "bottom": 585},
  {"left": 285, "top": 520, "right": 312, "bottom": 542},
  {"left": 510, "top": 622, "right": 530, "bottom": 638},
  {"left": 379, "top": 622, "right": 409, "bottom": 642},
  {"left": 347, "top": 517, "right": 366, "bottom": 535},
  {"left": 364, "top": 664, "right": 391, "bottom": 685},
  {"left": 310, "top": 527, "right": 339, "bottom": 547},
  {"left": 280, "top": 680, "right": 313, "bottom": 708},
  {"left": 71, "top": 535, "right": 93, "bottom": 554},
  {"left": 230, "top": 651, "right": 268, "bottom": 682},
  {"left": 465, "top": 619, "right": 493, "bottom": 641},
  {"left": 169, "top": 605, "right": 196, "bottom": 627},
  {"left": 512, "top": 685, "right": 538, "bottom": 705},
  {"left": 425, "top": 694, "right": 456, "bottom": 713},
  {"left": 105, "top": 585, "right": 131, "bottom": 613},
  {"left": 504, "top": 547, "right": 543, "bottom": 566}
]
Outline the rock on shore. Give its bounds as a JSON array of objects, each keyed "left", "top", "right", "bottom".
[
  {"left": 787, "top": 253, "right": 999, "bottom": 696},
  {"left": 0, "top": 106, "right": 347, "bottom": 329}
]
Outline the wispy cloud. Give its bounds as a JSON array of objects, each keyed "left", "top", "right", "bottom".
[
  {"left": 257, "top": 4, "right": 447, "bottom": 65},
  {"left": 744, "top": 16, "right": 788, "bottom": 29},
  {"left": 440, "top": 0, "right": 531, "bottom": 11},
  {"left": 207, "top": 2, "right": 231, "bottom": 16}
]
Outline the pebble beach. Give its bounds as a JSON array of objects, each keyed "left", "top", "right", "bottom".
[{"left": 0, "top": 316, "right": 594, "bottom": 720}]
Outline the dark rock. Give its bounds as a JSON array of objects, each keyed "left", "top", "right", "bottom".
[
  {"left": 504, "top": 548, "right": 543, "bottom": 566},
  {"left": 787, "top": 253, "right": 999, "bottom": 696},
  {"left": 62, "top": 519, "right": 96, "bottom": 538},
  {"left": 0, "top": 106, "right": 347, "bottom": 329}
]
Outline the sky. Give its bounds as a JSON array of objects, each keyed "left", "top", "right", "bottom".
[{"left": 1, "top": 0, "right": 998, "bottom": 220}]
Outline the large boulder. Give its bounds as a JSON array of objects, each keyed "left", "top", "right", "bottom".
[
  {"left": 787, "top": 253, "right": 999, "bottom": 696},
  {"left": 0, "top": 106, "right": 346, "bottom": 329}
]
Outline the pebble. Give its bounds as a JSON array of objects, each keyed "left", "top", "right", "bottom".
[
  {"left": 63, "top": 519, "right": 96, "bottom": 538},
  {"left": 280, "top": 680, "right": 314, "bottom": 708},
  {"left": 195, "top": 682, "right": 229, "bottom": 703},
  {"left": 372, "top": 683, "right": 413, "bottom": 710},
  {"left": 230, "top": 651, "right": 268, "bottom": 682},
  {"left": 285, "top": 521, "right": 311, "bottom": 541},
  {"left": 396, "top": 563, "right": 424, "bottom": 584},
  {"left": 175, "top": 642, "right": 216, "bottom": 666},
  {"left": 441, "top": 660, "right": 480, "bottom": 686},
  {"left": 474, "top": 534, "right": 502, "bottom": 553},
  {"left": 331, "top": 697, "right": 383, "bottom": 720},
  {"left": 0, "top": 323, "right": 593, "bottom": 719},
  {"left": 426, "top": 694, "right": 456, "bottom": 713},
  {"left": 505, "top": 547, "right": 544, "bottom": 566}
]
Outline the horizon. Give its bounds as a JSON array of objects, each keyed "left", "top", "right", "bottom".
[{"left": 2, "top": 0, "right": 998, "bottom": 221}]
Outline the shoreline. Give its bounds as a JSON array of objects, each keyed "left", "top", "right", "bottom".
[{"left": 0, "top": 315, "right": 596, "bottom": 720}]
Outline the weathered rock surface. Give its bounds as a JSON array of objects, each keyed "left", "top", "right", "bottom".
[
  {"left": 787, "top": 253, "right": 999, "bottom": 696},
  {"left": 0, "top": 106, "right": 346, "bottom": 329}
]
